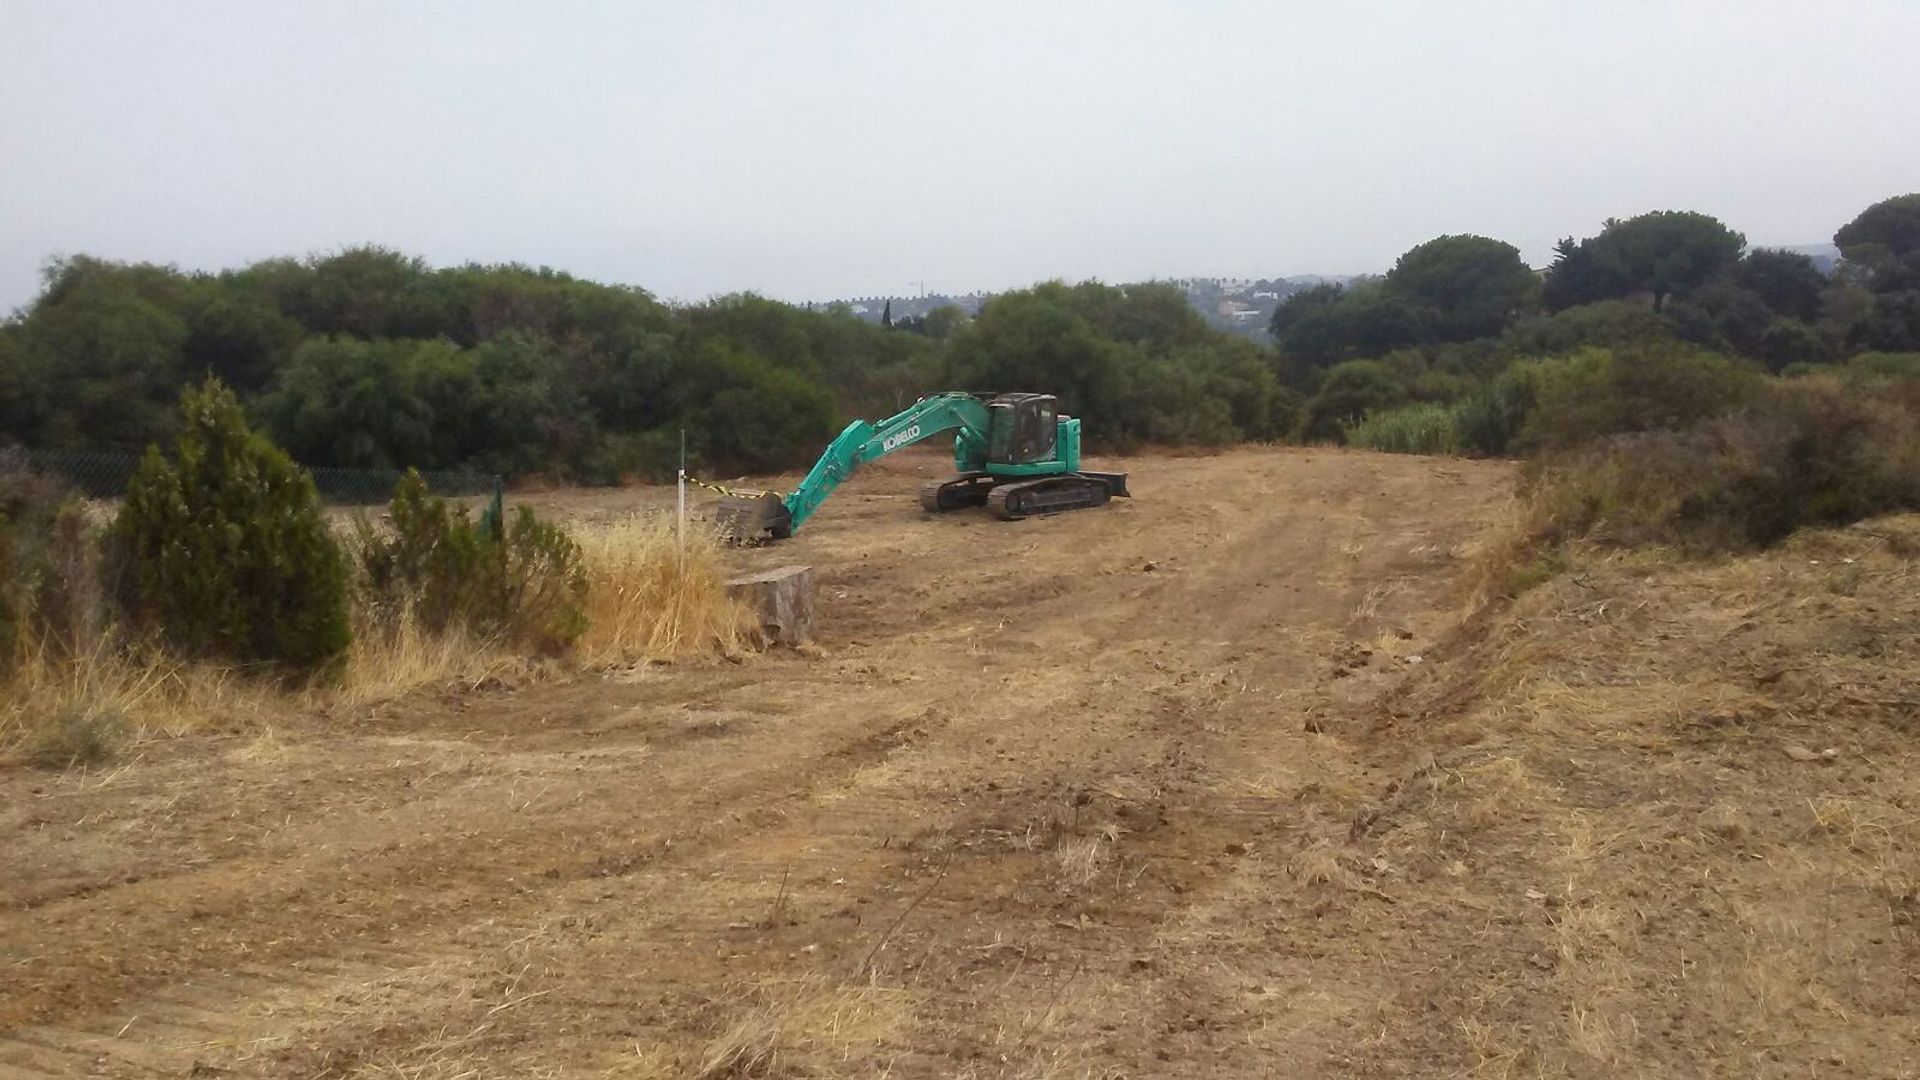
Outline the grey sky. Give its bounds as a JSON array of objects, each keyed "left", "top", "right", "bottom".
[{"left": 3, "top": 1, "right": 1917, "bottom": 314}]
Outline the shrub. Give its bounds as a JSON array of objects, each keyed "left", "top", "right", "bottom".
[
  {"left": 1516, "top": 344, "right": 1764, "bottom": 453},
  {"left": 109, "top": 379, "right": 351, "bottom": 676},
  {"left": 1500, "top": 300, "right": 1674, "bottom": 356},
  {"left": 1, "top": 453, "right": 81, "bottom": 672},
  {"left": 1525, "top": 377, "right": 1920, "bottom": 552},
  {"left": 355, "top": 471, "right": 586, "bottom": 654},
  {"left": 1345, "top": 402, "right": 1463, "bottom": 455},
  {"left": 1298, "top": 360, "right": 1410, "bottom": 443},
  {"left": 1452, "top": 370, "right": 1536, "bottom": 456},
  {"left": 1846, "top": 351, "right": 1920, "bottom": 379}
]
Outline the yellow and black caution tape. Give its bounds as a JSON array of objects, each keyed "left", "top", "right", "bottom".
[{"left": 682, "top": 474, "right": 785, "bottom": 500}]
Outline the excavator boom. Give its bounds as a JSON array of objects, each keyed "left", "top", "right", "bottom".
[
  {"left": 715, "top": 390, "right": 1127, "bottom": 542},
  {"left": 716, "top": 392, "right": 989, "bottom": 541}
]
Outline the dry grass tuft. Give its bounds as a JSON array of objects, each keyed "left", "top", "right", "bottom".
[
  {"left": 695, "top": 977, "right": 908, "bottom": 1079},
  {"left": 339, "top": 600, "right": 524, "bottom": 708},
  {"left": 576, "top": 514, "right": 755, "bottom": 665},
  {"left": 1050, "top": 834, "right": 1111, "bottom": 888},
  {"left": 21, "top": 700, "right": 125, "bottom": 768},
  {"left": 1288, "top": 841, "right": 1359, "bottom": 888},
  {"left": 1, "top": 634, "right": 278, "bottom": 764}
]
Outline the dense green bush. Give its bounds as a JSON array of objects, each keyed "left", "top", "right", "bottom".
[
  {"left": 1449, "top": 370, "right": 1536, "bottom": 456},
  {"left": 355, "top": 471, "right": 586, "bottom": 653},
  {"left": 109, "top": 380, "right": 351, "bottom": 676},
  {"left": 259, "top": 332, "right": 583, "bottom": 476},
  {"left": 1297, "top": 360, "right": 1410, "bottom": 443},
  {"left": 1526, "top": 376, "right": 1920, "bottom": 552},
  {"left": 1499, "top": 301, "right": 1675, "bottom": 357},
  {"left": 1515, "top": 345, "right": 1764, "bottom": 452}
]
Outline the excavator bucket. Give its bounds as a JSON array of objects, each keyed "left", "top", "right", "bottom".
[{"left": 715, "top": 491, "right": 793, "bottom": 544}]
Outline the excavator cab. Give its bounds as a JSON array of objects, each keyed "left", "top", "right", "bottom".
[{"left": 986, "top": 393, "right": 1058, "bottom": 465}]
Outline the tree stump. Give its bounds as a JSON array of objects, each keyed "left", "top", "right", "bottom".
[{"left": 726, "top": 564, "right": 816, "bottom": 645}]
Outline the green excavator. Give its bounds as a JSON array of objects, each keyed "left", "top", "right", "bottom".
[{"left": 715, "top": 391, "right": 1130, "bottom": 541}]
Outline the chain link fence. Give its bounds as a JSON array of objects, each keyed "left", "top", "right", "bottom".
[{"left": 11, "top": 448, "right": 500, "bottom": 505}]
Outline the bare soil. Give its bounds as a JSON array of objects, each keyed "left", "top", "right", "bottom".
[{"left": 3, "top": 446, "right": 1914, "bottom": 1078}]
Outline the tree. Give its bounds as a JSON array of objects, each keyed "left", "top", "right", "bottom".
[
  {"left": 680, "top": 342, "right": 838, "bottom": 471},
  {"left": 258, "top": 337, "right": 439, "bottom": 469},
  {"left": 181, "top": 288, "right": 303, "bottom": 393},
  {"left": 1298, "top": 360, "right": 1410, "bottom": 443},
  {"left": 944, "top": 288, "right": 1129, "bottom": 431},
  {"left": 1386, "top": 235, "right": 1538, "bottom": 341},
  {"left": 1268, "top": 282, "right": 1424, "bottom": 370},
  {"left": 923, "top": 305, "right": 966, "bottom": 341},
  {"left": 266, "top": 246, "right": 457, "bottom": 339},
  {"left": 1666, "top": 281, "right": 1774, "bottom": 356},
  {"left": 1503, "top": 300, "right": 1675, "bottom": 356},
  {"left": 1587, "top": 211, "right": 1746, "bottom": 313},
  {"left": 13, "top": 258, "right": 191, "bottom": 448},
  {"left": 1541, "top": 237, "right": 1623, "bottom": 312},
  {"left": 1268, "top": 284, "right": 1348, "bottom": 369},
  {"left": 0, "top": 325, "right": 35, "bottom": 440},
  {"left": 1835, "top": 193, "right": 1920, "bottom": 264},
  {"left": 1733, "top": 249, "right": 1827, "bottom": 323},
  {"left": 1333, "top": 284, "right": 1427, "bottom": 357},
  {"left": 110, "top": 379, "right": 350, "bottom": 675}
]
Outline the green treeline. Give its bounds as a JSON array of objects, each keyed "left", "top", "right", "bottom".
[
  {"left": 2, "top": 195, "right": 1918, "bottom": 480},
  {"left": 0, "top": 252, "right": 1284, "bottom": 480}
]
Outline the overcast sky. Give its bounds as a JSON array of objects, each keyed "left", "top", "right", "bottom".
[{"left": 3, "top": 0, "right": 1917, "bottom": 313}]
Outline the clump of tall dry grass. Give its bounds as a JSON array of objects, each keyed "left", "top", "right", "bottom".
[
  {"left": 575, "top": 513, "right": 754, "bottom": 665},
  {"left": 337, "top": 601, "right": 524, "bottom": 708},
  {"left": 695, "top": 977, "right": 909, "bottom": 1079},
  {"left": 1, "top": 632, "right": 280, "bottom": 767}
]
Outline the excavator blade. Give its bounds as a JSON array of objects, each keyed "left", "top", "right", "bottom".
[{"left": 715, "top": 491, "right": 793, "bottom": 544}]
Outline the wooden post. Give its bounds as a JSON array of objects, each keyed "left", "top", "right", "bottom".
[{"left": 726, "top": 564, "right": 817, "bottom": 645}]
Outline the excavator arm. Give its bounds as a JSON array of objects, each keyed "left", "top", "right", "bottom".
[{"left": 716, "top": 392, "right": 989, "bottom": 540}]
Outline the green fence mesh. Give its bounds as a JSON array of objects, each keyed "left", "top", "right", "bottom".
[{"left": 8, "top": 448, "right": 499, "bottom": 505}]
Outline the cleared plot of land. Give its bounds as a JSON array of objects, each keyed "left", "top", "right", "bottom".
[{"left": 2, "top": 446, "right": 1914, "bottom": 1078}]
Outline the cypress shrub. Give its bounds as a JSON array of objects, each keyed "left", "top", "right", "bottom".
[
  {"left": 110, "top": 379, "right": 350, "bottom": 675},
  {"left": 355, "top": 470, "right": 586, "bottom": 654}
]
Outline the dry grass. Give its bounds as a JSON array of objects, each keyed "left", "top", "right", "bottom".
[
  {"left": 1050, "top": 833, "right": 1111, "bottom": 889},
  {"left": 0, "top": 634, "right": 279, "bottom": 765},
  {"left": 695, "top": 977, "right": 909, "bottom": 1079},
  {"left": 1381, "top": 513, "right": 1920, "bottom": 1076},
  {"left": 576, "top": 513, "right": 755, "bottom": 665},
  {"left": 338, "top": 601, "right": 526, "bottom": 709}
]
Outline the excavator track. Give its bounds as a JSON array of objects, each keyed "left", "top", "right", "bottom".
[
  {"left": 986, "top": 473, "right": 1113, "bottom": 520},
  {"left": 919, "top": 472, "right": 999, "bottom": 512}
]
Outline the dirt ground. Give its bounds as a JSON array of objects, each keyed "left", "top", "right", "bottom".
[{"left": 2, "top": 446, "right": 1914, "bottom": 1078}]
